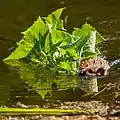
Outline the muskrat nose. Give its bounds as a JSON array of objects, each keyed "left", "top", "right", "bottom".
[{"left": 78, "top": 70, "right": 86, "bottom": 76}]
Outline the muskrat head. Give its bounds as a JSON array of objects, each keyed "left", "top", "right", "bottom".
[{"left": 79, "top": 57, "right": 110, "bottom": 77}]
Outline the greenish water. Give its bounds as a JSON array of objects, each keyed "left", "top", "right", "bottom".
[{"left": 0, "top": 0, "right": 120, "bottom": 106}]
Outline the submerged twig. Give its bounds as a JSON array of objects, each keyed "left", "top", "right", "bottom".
[{"left": 91, "top": 83, "right": 112, "bottom": 98}]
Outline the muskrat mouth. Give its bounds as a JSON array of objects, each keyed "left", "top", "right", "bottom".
[{"left": 79, "top": 57, "right": 110, "bottom": 77}]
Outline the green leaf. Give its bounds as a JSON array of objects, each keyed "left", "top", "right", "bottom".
[
  {"left": 4, "top": 17, "right": 48, "bottom": 60},
  {"left": 51, "top": 29, "right": 74, "bottom": 44},
  {"left": 96, "top": 31, "right": 105, "bottom": 44},
  {"left": 59, "top": 48, "right": 66, "bottom": 56},
  {"left": 72, "top": 23, "right": 93, "bottom": 37},
  {"left": 66, "top": 48, "right": 78, "bottom": 59},
  {"left": 84, "top": 31, "right": 96, "bottom": 53},
  {"left": 44, "top": 8, "right": 65, "bottom": 29},
  {"left": 57, "top": 19, "right": 66, "bottom": 30},
  {"left": 44, "top": 33, "right": 51, "bottom": 53},
  {"left": 59, "top": 61, "right": 70, "bottom": 70},
  {"left": 79, "top": 31, "right": 100, "bottom": 60},
  {"left": 72, "top": 23, "right": 104, "bottom": 44}
]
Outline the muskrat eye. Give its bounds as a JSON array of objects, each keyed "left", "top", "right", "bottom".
[
  {"left": 88, "top": 69, "right": 94, "bottom": 73},
  {"left": 97, "top": 68, "right": 105, "bottom": 76}
]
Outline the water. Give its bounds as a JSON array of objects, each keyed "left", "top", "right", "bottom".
[{"left": 0, "top": 0, "right": 120, "bottom": 106}]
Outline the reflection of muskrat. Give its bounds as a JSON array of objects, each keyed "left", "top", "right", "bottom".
[{"left": 79, "top": 57, "right": 110, "bottom": 76}]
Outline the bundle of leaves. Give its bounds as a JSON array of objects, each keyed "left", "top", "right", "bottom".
[{"left": 4, "top": 8, "right": 105, "bottom": 74}]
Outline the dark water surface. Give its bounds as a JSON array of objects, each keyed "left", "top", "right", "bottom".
[{"left": 0, "top": 0, "right": 120, "bottom": 106}]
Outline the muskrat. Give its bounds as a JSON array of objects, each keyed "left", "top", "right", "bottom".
[{"left": 79, "top": 57, "right": 110, "bottom": 77}]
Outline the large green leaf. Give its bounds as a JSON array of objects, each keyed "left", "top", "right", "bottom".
[
  {"left": 4, "top": 17, "right": 48, "bottom": 60},
  {"left": 72, "top": 23, "right": 94, "bottom": 37},
  {"left": 51, "top": 29, "right": 74, "bottom": 44},
  {"left": 79, "top": 31, "right": 100, "bottom": 60},
  {"left": 72, "top": 23, "right": 104, "bottom": 44},
  {"left": 43, "top": 8, "right": 65, "bottom": 29}
]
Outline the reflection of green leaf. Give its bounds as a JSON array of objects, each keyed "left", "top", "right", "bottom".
[
  {"left": 33, "top": 78, "right": 52, "bottom": 100},
  {"left": 55, "top": 75, "right": 78, "bottom": 90},
  {"left": 4, "top": 60, "right": 52, "bottom": 100},
  {"left": 5, "top": 60, "right": 79, "bottom": 99}
]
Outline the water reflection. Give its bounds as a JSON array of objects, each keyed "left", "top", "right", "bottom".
[
  {"left": 4, "top": 60, "right": 79, "bottom": 100},
  {"left": 1, "top": 59, "right": 120, "bottom": 106},
  {"left": 0, "top": 61, "right": 24, "bottom": 105},
  {"left": 4, "top": 60, "right": 100, "bottom": 102},
  {"left": 79, "top": 78, "right": 98, "bottom": 93}
]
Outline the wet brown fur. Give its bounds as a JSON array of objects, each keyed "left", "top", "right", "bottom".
[{"left": 79, "top": 57, "right": 110, "bottom": 76}]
